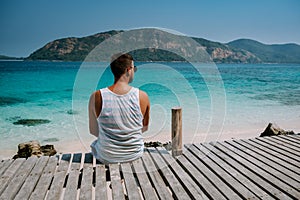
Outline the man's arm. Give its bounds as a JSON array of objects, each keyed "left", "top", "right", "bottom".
[
  {"left": 139, "top": 90, "right": 150, "bottom": 132},
  {"left": 88, "top": 92, "right": 99, "bottom": 137}
]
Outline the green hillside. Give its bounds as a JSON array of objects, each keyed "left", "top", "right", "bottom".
[
  {"left": 25, "top": 30, "right": 300, "bottom": 63},
  {"left": 227, "top": 39, "right": 300, "bottom": 63}
]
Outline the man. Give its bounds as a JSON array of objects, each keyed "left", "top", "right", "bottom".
[{"left": 89, "top": 53, "right": 150, "bottom": 164}]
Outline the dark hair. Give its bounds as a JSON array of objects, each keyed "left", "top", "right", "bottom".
[{"left": 110, "top": 53, "right": 134, "bottom": 80}]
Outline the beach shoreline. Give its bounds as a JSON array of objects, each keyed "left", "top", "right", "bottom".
[{"left": 1, "top": 121, "right": 298, "bottom": 161}]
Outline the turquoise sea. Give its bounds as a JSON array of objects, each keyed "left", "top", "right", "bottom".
[{"left": 0, "top": 61, "right": 299, "bottom": 157}]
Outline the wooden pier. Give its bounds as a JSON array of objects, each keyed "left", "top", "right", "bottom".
[{"left": 1, "top": 134, "right": 300, "bottom": 199}]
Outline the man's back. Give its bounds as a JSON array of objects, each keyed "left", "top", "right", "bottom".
[{"left": 91, "top": 87, "right": 144, "bottom": 164}]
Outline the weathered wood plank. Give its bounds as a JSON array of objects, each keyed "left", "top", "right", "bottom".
[
  {"left": 232, "top": 140, "right": 300, "bottom": 180},
  {"left": 278, "top": 135, "right": 300, "bottom": 147},
  {"left": 79, "top": 166, "right": 93, "bottom": 200},
  {"left": 255, "top": 137, "right": 300, "bottom": 159},
  {"left": 95, "top": 165, "right": 108, "bottom": 200},
  {"left": 132, "top": 158, "right": 157, "bottom": 200},
  {"left": 195, "top": 143, "right": 272, "bottom": 199},
  {"left": 178, "top": 147, "right": 226, "bottom": 199},
  {"left": 63, "top": 153, "right": 82, "bottom": 200},
  {"left": 29, "top": 156, "right": 58, "bottom": 200},
  {"left": 0, "top": 158, "right": 25, "bottom": 195},
  {"left": 184, "top": 145, "right": 238, "bottom": 199},
  {"left": 109, "top": 163, "right": 125, "bottom": 200},
  {"left": 142, "top": 150, "right": 172, "bottom": 200},
  {"left": 1, "top": 156, "right": 38, "bottom": 200},
  {"left": 224, "top": 141, "right": 300, "bottom": 196},
  {"left": 121, "top": 162, "right": 141, "bottom": 200},
  {"left": 286, "top": 134, "right": 300, "bottom": 143},
  {"left": 202, "top": 142, "right": 292, "bottom": 199},
  {"left": 0, "top": 159, "right": 13, "bottom": 177},
  {"left": 157, "top": 146, "right": 210, "bottom": 200},
  {"left": 276, "top": 135, "right": 300, "bottom": 149},
  {"left": 188, "top": 144, "right": 262, "bottom": 199},
  {"left": 264, "top": 136, "right": 300, "bottom": 152},
  {"left": 14, "top": 156, "right": 49, "bottom": 200},
  {"left": 83, "top": 153, "right": 93, "bottom": 167},
  {"left": 250, "top": 138, "right": 300, "bottom": 164},
  {"left": 243, "top": 139, "right": 300, "bottom": 170},
  {"left": 46, "top": 153, "right": 72, "bottom": 199},
  {"left": 147, "top": 147, "right": 190, "bottom": 200},
  {"left": 214, "top": 142, "right": 298, "bottom": 199}
]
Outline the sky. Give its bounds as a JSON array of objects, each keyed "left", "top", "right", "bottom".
[{"left": 0, "top": 0, "right": 299, "bottom": 57}]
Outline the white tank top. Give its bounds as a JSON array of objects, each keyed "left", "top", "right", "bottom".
[{"left": 91, "top": 87, "right": 144, "bottom": 164}]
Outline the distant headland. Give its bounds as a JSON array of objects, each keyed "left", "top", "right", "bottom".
[{"left": 2, "top": 30, "right": 300, "bottom": 63}]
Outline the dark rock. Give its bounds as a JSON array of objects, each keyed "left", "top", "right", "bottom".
[
  {"left": 40, "top": 144, "right": 57, "bottom": 156},
  {"left": 42, "top": 138, "right": 59, "bottom": 142},
  {"left": 144, "top": 141, "right": 172, "bottom": 151},
  {"left": 260, "top": 123, "right": 295, "bottom": 137},
  {"left": 13, "top": 140, "right": 57, "bottom": 159},
  {"left": 13, "top": 140, "right": 42, "bottom": 158},
  {"left": 67, "top": 109, "right": 79, "bottom": 115},
  {"left": 6, "top": 116, "right": 21, "bottom": 122},
  {"left": 0, "top": 96, "right": 27, "bottom": 106},
  {"left": 13, "top": 119, "right": 51, "bottom": 126}
]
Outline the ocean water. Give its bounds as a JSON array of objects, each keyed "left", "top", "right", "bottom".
[{"left": 0, "top": 61, "right": 299, "bottom": 156}]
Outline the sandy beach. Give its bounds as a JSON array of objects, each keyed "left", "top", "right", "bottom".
[{"left": 1, "top": 117, "right": 299, "bottom": 161}]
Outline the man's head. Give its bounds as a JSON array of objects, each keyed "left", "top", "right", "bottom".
[{"left": 110, "top": 53, "right": 135, "bottom": 82}]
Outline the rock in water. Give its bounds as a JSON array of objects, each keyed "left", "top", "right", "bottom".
[
  {"left": 260, "top": 123, "right": 295, "bottom": 137},
  {"left": 13, "top": 140, "right": 57, "bottom": 158},
  {"left": 13, "top": 119, "right": 51, "bottom": 126}
]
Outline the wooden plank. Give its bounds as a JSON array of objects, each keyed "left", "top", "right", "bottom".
[
  {"left": 178, "top": 148, "right": 227, "bottom": 199},
  {"left": 194, "top": 143, "right": 272, "bottom": 199},
  {"left": 157, "top": 146, "right": 211, "bottom": 200},
  {"left": 286, "top": 134, "right": 300, "bottom": 143},
  {"left": 147, "top": 147, "right": 190, "bottom": 200},
  {"left": 83, "top": 153, "right": 93, "bottom": 166},
  {"left": 79, "top": 166, "right": 93, "bottom": 200},
  {"left": 202, "top": 142, "right": 292, "bottom": 199},
  {"left": 265, "top": 136, "right": 300, "bottom": 152},
  {"left": 120, "top": 162, "right": 141, "bottom": 200},
  {"left": 141, "top": 150, "right": 173, "bottom": 200},
  {"left": 251, "top": 138, "right": 300, "bottom": 163},
  {"left": 233, "top": 139, "right": 300, "bottom": 179},
  {"left": 183, "top": 145, "right": 238, "bottom": 200},
  {"left": 0, "top": 159, "right": 13, "bottom": 177},
  {"left": 109, "top": 163, "right": 125, "bottom": 200},
  {"left": 214, "top": 142, "right": 298, "bottom": 199},
  {"left": 1, "top": 156, "right": 38, "bottom": 199},
  {"left": 95, "top": 165, "right": 108, "bottom": 200},
  {"left": 29, "top": 156, "right": 58, "bottom": 200},
  {"left": 277, "top": 135, "right": 300, "bottom": 149},
  {"left": 255, "top": 137, "right": 300, "bottom": 159},
  {"left": 0, "top": 158, "right": 25, "bottom": 195},
  {"left": 279, "top": 135, "right": 300, "bottom": 146},
  {"left": 225, "top": 141, "right": 300, "bottom": 192},
  {"left": 132, "top": 158, "right": 157, "bottom": 200},
  {"left": 46, "top": 153, "right": 72, "bottom": 199},
  {"left": 64, "top": 153, "right": 82, "bottom": 200},
  {"left": 188, "top": 144, "right": 263, "bottom": 199},
  {"left": 243, "top": 139, "right": 300, "bottom": 170},
  {"left": 14, "top": 156, "right": 49, "bottom": 200}
]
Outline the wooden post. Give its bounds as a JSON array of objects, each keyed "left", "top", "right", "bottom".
[{"left": 171, "top": 107, "right": 182, "bottom": 157}]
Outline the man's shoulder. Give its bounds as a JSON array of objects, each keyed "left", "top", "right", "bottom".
[{"left": 138, "top": 89, "right": 149, "bottom": 102}]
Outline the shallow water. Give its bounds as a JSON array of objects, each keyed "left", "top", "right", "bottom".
[{"left": 0, "top": 61, "right": 299, "bottom": 157}]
